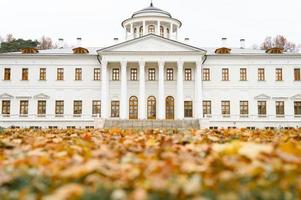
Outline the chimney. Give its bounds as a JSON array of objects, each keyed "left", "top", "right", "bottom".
[
  {"left": 221, "top": 38, "right": 227, "bottom": 47},
  {"left": 76, "top": 37, "right": 82, "bottom": 47},
  {"left": 58, "top": 38, "right": 64, "bottom": 49},
  {"left": 240, "top": 39, "right": 246, "bottom": 49}
]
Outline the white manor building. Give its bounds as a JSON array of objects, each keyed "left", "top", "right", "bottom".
[{"left": 0, "top": 3, "right": 301, "bottom": 129}]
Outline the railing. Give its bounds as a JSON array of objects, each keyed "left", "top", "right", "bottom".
[
  {"left": 202, "top": 114, "right": 301, "bottom": 122},
  {"left": 0, "top": 114, "right": 101, "bottom": 121}
]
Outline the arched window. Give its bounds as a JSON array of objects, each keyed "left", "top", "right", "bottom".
[
  {"left": 160, "top": 26, "right": 164, "bottom": 37},
  {"left": 147, "top": 96, "right": 156, "bottom": 119},
  {"left": 134, "top": 28, "right": 137, "bottom": 38},
  {"left": 129, "top": 96, "right": 138, "bottom": 119},
  {"left": 166, "top": 28, "right": 170, "bottom": 38},
  {"left": 139, "top": 26, "right": 143, "bottom": 37},
  {"left": 148, "top": 25, "right": 155, "bottom": 34},
  {"left": 166, "top": 96, "right": 174, "bottom": 120}
]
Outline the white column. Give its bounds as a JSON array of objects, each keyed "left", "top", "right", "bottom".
[
  {"left": 169, "top": 23, "right": 173, "bottom": 39},
  {"left": 158, "top": 61, "right": 165, "bottom": 119},
  {"left": 157, "top": 20, "right": 160, "bottom": 36},
  {"left": 175, "top": 26, "right": 178, "bottom": 40},
  {"left": 143, "top": 21, "right": 146, "bottom": 36},
  {"left": 120, "top": 61, "right": 128, "bottom": 119},
  {"left": 130, "top": 23, "right": 134, "bottom": 39},
  {"left": 195, "top": 61, "right": 203, "bottom": 119},
  {"left": 176, "top": 61, "right": 184, "bottom": 119},
  {"left": 101, "top": 60, "right": 108, "bottom": 118},
  {"left": 139, "top": 61, "right": 146, "bottom": 119}
]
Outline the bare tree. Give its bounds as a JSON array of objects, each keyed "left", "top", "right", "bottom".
[
  {"left": 6, "top": 34, "right": 15, "bottom": 42},
  {"left": 261, "top": 35, "right": 297, "bottom": 52},
  {"left": 38, "top": 36, "right": 55, "bottom": 50}
]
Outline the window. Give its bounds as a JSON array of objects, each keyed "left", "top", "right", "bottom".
[
  {"left": 4, "top": 68, "right": 11, "bottom": 80},
  {"left": 55, "top": 101, "right": 64, "bottom": 116},
  {"left": 92, "top": 100, "right": 101, "bottom": 116},
  {"left": 20, "top": 100, "right": 28, "bottom": 116},
  {"left": 39, "top": 68, "right": 46, "bottom": 80},
  {"left": 73, "top": 101, "right": 82, "bottom": 116},
  {"left": 184, "top": 101, "right": 193, "bottom": 118},
  {"left": 276, "top": 101, "right": 285, "bottom": 116},
  {"left": 130, "top": 68, "right": 138, "bottom": 81},
  {"left": 75, "top": 68, "right": 82, "bottom": 80},
  {"left": 129, "top": 96, "right": 138, "bottom": 119},
  {"left": 275, "top": 68, "right": 283, "bottom": 81},
  {"left": 166, "top": 68, "right": 174, "bottom": 81},
  {"left": 111, "top": 101, "right": 120, "bottom": 118},
  {"left": 258, "top": 101, "right": 267, "bottom": 116},
  {"left": 134, "top": 28, "right": 137, "bottom": 38},
  {"left": 160, "top": 26, "right": 164, "bottom": 37},
  {"left": 240, "top": 101, "right": 249, "bottom": 117},
  {"left": 221, "top": 101, "right": 230, "bottom": 117},
  {"left": 37, "top": 100, "right": 46, "bottom": 116},
  {"left": 22, "top": 68, "right": 28, "bottom": 80},
  {"left": 203, "top": 68, "right": 210, "bottom": 81},
  {"left": 294, "top": 68, "right": 300, "bottom": 81},
  {"left": 94, "top": 68, "right": 101, "bottom": 80},
  {"left": 148, "top": 25, "right": 155, "bottom": 34},
  {"left": 139, "top": 26, "right": 143, "bottom": 37},
  {"left": 57, "top": 68, "right": 64, "bottom": 80},
  {"left": 148, "top": 68, "right": 155, "bottom": 81},
  {"left": 112, "top": 68, "right": 119, "bottom": 81},
  {"left": 294, "top": 101, "right": 301, "bottom": 116},
  {"left": 2, "top": 100, "right": 10, "bottom": 116},
  {"left": 222, "top": 68, "right": 229, "bottom": 81},
  {"left": 185, "top": 69, "right": 192, "bottom": 81},
  {"left": 166, "top": 28, "right": 170, "bottom": 38},
  {"left": 166, "top": 96, "right": 174, "bottom": 119},
  {"left": 258, "top": 68, "right": 265, "bottom": 81},
  {"left": 240, "top": 68, "right": 247, "bottom": 81},
  {"left": 203, "top": 101, "right": 211, "bottom": 117},
  {"left": 147, "top": 96, "right": 156, "bottom": 119}
]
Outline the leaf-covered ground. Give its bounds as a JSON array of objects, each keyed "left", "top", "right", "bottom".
[{"left": 0, "top": 128, "right": 301, "bottom": 200}]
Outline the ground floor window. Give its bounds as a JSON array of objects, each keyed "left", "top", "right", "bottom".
[
  {"left": 203, "top": 100, "right": 211, "bottom": 117},
  {"left": 73, "top": 101, "right": 82, "bottom": 116},
  {"left": 184, "top": 101, "right": 193, "bottom": 117},
  {"left": 55, "top": 101, "right": 64, "bottom": 116},
  {"left": 258, "top": 101, "right": 267, "bottom": 116},
  {"left": 37, "top": 100, "right": 46, "bottom": 116},
  {"left": 166, "top": 96, "right": 174, "bottom": 119},
  {"left": 276, "top": 101, "right": 285, "bottom": 116},
  {"left": 92, "top": 100, "right": 101, "bottom": 116},
  {"left": 240, "top": 101, "right": 249, "bottom": 117},
  {"left": 147, "top": 96, "right": 156, "bottom": 119},
  {"left": 129, "top": 96, "right": 138, "bottom": 119},
  {"left": 294, "top": 101, "right": 301, "bottom": 116},
  {"left": 221, "top": 101, "right": 230, "bottom": 117},
  {"left": 2, "top": 100, "right": 10, "bottom": 116},
  {"left": 20, "top": 100, "right": 29, "bottom": 116},
  {"left": 111, "top": 101, "right": 120, "bottom": 118}
]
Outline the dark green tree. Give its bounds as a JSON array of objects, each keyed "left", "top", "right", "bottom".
[{"left": 0, "top": 35, "right": 39, "bottom": 53}]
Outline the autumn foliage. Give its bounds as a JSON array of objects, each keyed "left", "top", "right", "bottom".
[{"left": 0, "top": 128, "right": 301, "bottom": 200}]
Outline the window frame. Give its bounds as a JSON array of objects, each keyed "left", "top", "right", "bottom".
[
  {"left": 240, "top": 68, "right": 247, "bottom": 81},
  {"left": 111, "top": 101, "right": 120, "bottom": 118},
  {"left": 112, "top": 68, "right": 120, "bottom": 81},
  {"left": 55, "top": 100, "right": 64, "bottom": 116},
  {"left": 73, "top": 100, "right": 82, "bottom": 117},
  {"left": 39, "top": 68, "right": 46, "bottom": 81},
  {"left": 37, "top": 100, "right": 46, "bottom": 116},
  {"left": 92, "top": 100, "right": 101, "bottom": 116},
  {"left": 294, "top": 101, "right": 301, "bottom": 116},
  {"left": 94, "top": 68, "right": 101, "bottom": 80},
  {"left": 2, "top": 100, "right": 10, "bottom": 116},
  {"left": 130, "top": 68, "right": 138, "bottom": 81},
  {"left": 184, "top": 68, "right": 192, "bottom": 81},
  {"left": 75, "top": 68, "right": 82, "bottom": 81},
  {"left": 221, "top": 101, "right": 230, "bottom": 117},
  {"left": 276, "top": 101, "right": 285, "bottom": 117},
  {"left": 222, "top": 68, "right": 229, "bottom": 81},
  {"left": 19, "top": 100, "right": 29, "bottom": 116},
  {"left": 148, "top": 68, "right": 156, "bottom": 81},
  {"left": 258, "top": 68, "right": 265, "bottom": 81},
  {"left": 203, "top": 100, "right": 212, "bottom": 117},
  {"left": 294, "top": 68, "right": 300, "bottom": 81},
  {"left": 184, "top": 101, "right": 193, "bottom": 118},
  {"left": 275, "top": 68, "right": 283, "bottom": 81},
  {"left": 57, "top": 68, "right": 64, "bottom": 81},
  {"left": 258, "top": 101, "right": 267, "bottom": 117},
  {"left": 22, "top": 68, "right": 28, "bottom": 81},
  {"left": 203, "top": 68, "right": 210, "bottom": 81},
  {"left": 4, "top": 68, "right": 11, "bottom": 81},
  {"left": 240, "top": 101, "right": 249, "bottom": 117},
  {"left": 166, "top": 68, "right": 174, "bottom": 81},
  {"left": 129, "top": 96, "right": 138, "bottom": 119}
]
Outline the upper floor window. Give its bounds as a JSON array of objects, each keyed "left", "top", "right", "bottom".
[
  {"left": 203, "top": 100, "right": 211, "bottom": 117},
  {"left": 37, "top": 100, "right": 46, "bottom": 116},
  {"left": 275, "top": 68, "right": 283, "bottom": 81},
  {"left": 185, "top": 68, "right": 192, "bottom": 81},
  {"left": 240, "top": 68, "right": 247, "bottom": 81},
  {"left": 55, "top": 101, "right": 64, "bottom": 116},
  {"left": 20, "top": 100, "right": 28, "bottom": 116},
  {"left": 130, "top": 68, "right": 138, "bottom": 81},
  {"left": 240, "top": 101, "right": 249, "bottom": 117},
  {"left": 166, "top": 68, "right": 174, "bottom": 81},
  {"left": 276, "top": 101, "right": 285, "bottom": 116},
  {"left": 148, "top": 68, "right": 155, "bottom": 81},
  {"left": 94, "top": 68, "right": 101, "bottom": 80},
  {"left": 148, "top": 25, "right": 155, "bottom": 34},
  {"left": 294, "top": 101, "right": 301, "bottom": 116},
  {"left": 4, "top": 68, "right": 11, "bottom": 80},
  {"left": 160, "top": 26, "right": 164, "bottom": 37},
  {"left": 75, "top": 68, "right": 82, "bottom": 81},
  {"left": 22, "top": 68, "right": 28, "bottom": 80},
  {"left": 112, "top": 68, "right": 120, "bottom": 81},
  {"left": 73, "top": 100, "right": 82, "bottom": 116},
  {"left": 294, "top": 68, "right": 300, "bottom": 81},
  {"left": 221, "top": 101, "right": 230, "bottom": 117},
  {"left": 222, "top": 68, "right": 229, "bottom": 81},
  {"left": 258, "top": 68, "right": 265, "bottom": 81},
  {"left": 139, "top": 26, "right": 143, "bottom": 37},
  {"left": 203, "top": 68, "right": 210, "bottom": 81},
  {"left": 184, "top": 101, "right": 193, "bottom": 118},
  {"left": 258, "top": 101, "right": 267, "bottom": 117},
  {"left": 57, "top": 68, "right": 64, "bottom": 80},
  {"left": 39, "top": 68, "right": 46, "bottom": 81},
  {"left": 2, "top": 100, "right": 10, "bottom": 116}
]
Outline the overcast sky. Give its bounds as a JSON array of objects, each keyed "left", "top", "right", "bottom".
[{"left": 1, "top": 0, "right": 300, "bottom": 48}]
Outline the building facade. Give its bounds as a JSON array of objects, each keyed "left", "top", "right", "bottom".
[{"left": 0, "top": 3, "right": 301, "bottom": 129}]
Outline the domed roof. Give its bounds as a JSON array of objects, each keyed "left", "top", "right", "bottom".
[{"left": 132, "top": 3, "right": 172, "bottom": 18}]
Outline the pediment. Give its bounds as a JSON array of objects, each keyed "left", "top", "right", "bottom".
[
  {"left": 98, "top": 34, "right": 206, "bottom": 53},
  {"left": 0, "top": 93, "right": 14, "bottom": 99},
  {"left": 254, "top": 94, "right": 271, "bottom": 100},
  {"left": 291, "top": 94, "right": 301, "bottom": 100},
  {"left": 34, "top": 93, "right": 50, "bottom": 100}
]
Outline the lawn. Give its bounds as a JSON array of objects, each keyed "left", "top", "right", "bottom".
[{"left": 0, "top": 128, "right": 301, "bottom": 200}]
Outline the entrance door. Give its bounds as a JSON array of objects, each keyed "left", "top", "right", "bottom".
[
  {"left": 129, "top": 96, "right": 138, "bottom": 119},
  {"left": 147, "top": 96, "right": 156, "bottom": 119},
  {"left": 166, "top": 96, "right": 174, "bottom": 120}
]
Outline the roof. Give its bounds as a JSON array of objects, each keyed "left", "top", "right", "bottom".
[{"left": 132, "top": 3, "right": 172, "bottom": 18}]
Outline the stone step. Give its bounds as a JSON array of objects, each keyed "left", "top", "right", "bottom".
[{"left": 103, "top": 120, "right": 200, "bottom": 129}]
